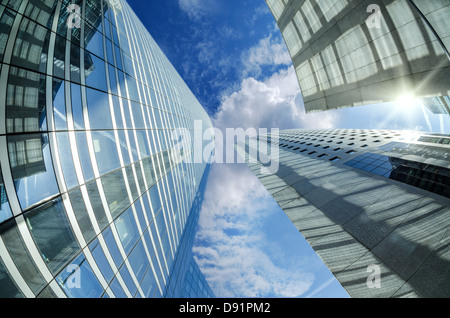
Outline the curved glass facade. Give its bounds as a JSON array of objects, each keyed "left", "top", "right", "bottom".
[{"left": 0, "top": 0, "right": 213, "bottom": 298}]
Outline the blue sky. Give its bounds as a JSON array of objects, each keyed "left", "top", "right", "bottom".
[{"left": 126, "top": 0, "right": 450, "bottom": 298}]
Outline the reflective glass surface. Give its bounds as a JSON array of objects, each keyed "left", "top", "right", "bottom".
[
  {"left": 345, "top": 153, "right": 450, "bottom": 198},
  {"left": 0, "top": 0, "right": 213, "bottom": 298}
]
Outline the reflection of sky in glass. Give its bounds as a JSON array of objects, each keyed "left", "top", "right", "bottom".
[
  {"left": 57, "top": 253, "right": 103, "bottom": 298},
  {"left": 0, "top": 182, "right": 12, "bottom": 223}
]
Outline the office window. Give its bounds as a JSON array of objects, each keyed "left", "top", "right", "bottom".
[{"left": 25, "top": 198, "right": 80, "bottom": 275}]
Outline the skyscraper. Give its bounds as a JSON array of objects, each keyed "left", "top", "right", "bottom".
[
  {"left": 238, "top": 129, "right": 450, "bottom": 298},
  {"left": 0, "top": 0, "right": 214, "bottom": 298},
  {"left": 266, "top": 0, "right": 450, "bottom": 113}
]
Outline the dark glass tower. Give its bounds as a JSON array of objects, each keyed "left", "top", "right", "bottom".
[{"left": 0, "top": 0, "right": 214, "bottom": 298}]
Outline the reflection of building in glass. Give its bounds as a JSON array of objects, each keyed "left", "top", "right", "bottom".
[
  {"left": 0, "top": 0, "right": 214, "bottom": 298},
  {"left": 266, "top": 0, "right": 450, "bottom": 113},
  {"left": 239, "top": 129, "right": 450, "bottom": 298}
]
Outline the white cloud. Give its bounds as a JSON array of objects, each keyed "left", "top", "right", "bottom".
[
  {"left": 241, "top": 34, "right": 292, "bottom": 78},
  {"left": 178, "top": 0, "right": 219, "bottom": 21},
  {"left": 194, "top": 164, "right": 315, "bottom": 297},
  {"left": 213, "top": 66, "right": 341, "bottom": 132}
]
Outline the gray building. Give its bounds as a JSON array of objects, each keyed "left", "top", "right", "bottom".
[
  {"left": 0, "top": 0, "right": 214, "bottom": 298},
  {"left": 238, "top": 129, "right": 450, "bottom": 297},
  {"left": 422, "top": 96, "right": 450, "bottom": 115},
  {"left": 266, "top": 0, "right": 450, "bottom": 113}
]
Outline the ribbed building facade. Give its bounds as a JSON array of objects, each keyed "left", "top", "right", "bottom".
[
  {"left": 266, "top": 0, "right": 450, "bottom": 113},
  {"left": 238, "top": 129, "right": 450, "bottom": 297},
  {"left": 0, "top": 0, "right": 214, "bottom": 298}
]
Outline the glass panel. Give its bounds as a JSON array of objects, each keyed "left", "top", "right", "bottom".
[
  {"left": 89, "top": 238, "right": 114, "bottom": 283},
  {"left": 102, "top": 226, "right": 123, "bottom": 268},
  {"left": 114, "top": 206, "right": 139, "bottom": 255},
  {"left": 128, "top": 239, "right": 149, "bottom": 283},
  {"left": 57, "top": 252, "right": 103, "bottom": 298},
  {"left": 6, "top": 67, "right": 47, "bottom": 133},
  {"left": 125, "top": 165, "right": 138, "bottom": 201},
  {"left": 0, "top": 219, "right": 46, "bottom": 294},
  {"left": 85, "top": 181, "right": 109, "bottom": 231},
  {"left": 136, "top": 130, "right": 150, "bottom": 158},
  {"left": 127, "top": 130, "right": 138, "bottom": 163},
  {"left": 85, "top": 29, "right": 104, "bottom": 60},
  {"left": 141, "top": 157, "right": 156, "bottom": 189},
  {"left": 149, "top": 184, "right": 161, "bottom": 215},
  {"left": 91, "top": 130, "right": 120, "bottom": 175},
  {"left": 0, "top": 256, "right": 24, "bottom": 298},
  {"left": 52, "top": 79, "right": 67, "bottom": 131},
  {"left": 109, "top": 65, "right": 119, "bottom": 96},
  {"left": 140, "top": 265, "right": 158, "bottom": 298},
  {"left": 68, "top": 188, "right": 95, "bottom": 243},
  {"left": 71, "top": 83, "right": 84, "bottom": 130},
  {"left": 109, "top": 276, "right": 127, "bottom": 298},
  {"left": 10, "top": 16, "right": 50, "bottom": 73},
  {"left": 70, "top": 42, "right": 81, "bottom": 84},
  {"left": 25, "top": 197, "right": 80, "bottom": 275},
  {"left": 133, "top": 200, "right": 146, "bottom": 232},
  {"left": 131, "top": 101, "right": 145, "bottom": 129},
  {"left": 85, "top": 53, "right": 108, "bottom": 92},
  {"left": 53, "top": 33, "right": 66, "bottom": 79},
  {"left": 102, "top": 169, "right": 129, "bottom": 219},
  {"left": 0, "top": 167, "right": 13, "bottom": 224},
  {"left": 75, "top": 132, "right": 95, "bottom": 182},
  {"left": 0, "top": 7, "right": 15, "bottom": 61},
  {"left": 56, "top": 133, "right": 78, "bottom": 190},
  {"left": 8, "top": 134, "right": 59, "bottom": 210},
  {"left": 24, "top": 0, "right": 58, "bottom": 29},
  {"left": 36, "top": 285, "right": 56, "bottom": 298},
  {"left": 86, "top": 87, "right": 113, "bottom": 130},
  {"left": 119, "top": 264, "right": 137, "bottom": 296},
  {"left": 117, "top": 130, "right": 130, "bottom": 165},
  {"left": 134, "top": 162, "right": 146, "bottom": 194}
]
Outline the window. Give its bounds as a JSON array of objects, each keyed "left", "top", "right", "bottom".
[
  {"left": 57, "top": 253, "right": 103, "bottom": 298},
  {"left": 89, "top": 238, "right": 115, "bottom": 283},
  {"left": 69, "top": 189, "right": 95, "bottom": 243},
  {"left": 91, "top": 130, "right": 120, "bottom": 175},
  {"left": 344, "top": 153, "right": 450, "bottom": 198},
  {"left": 86, "top": 88, "right": 113, "bottom": 130},
  {"left": 25, "top": 198, "right": 80, "bottom": 275},
  {"left": 102, "top": 169, "right": 130, "bottom": 219},
  {"left": 0, "top": 168, "right": 12, "bottom": 224},
  {"left": 8, "top": 134, "right": 59, "bottom": 210},
  {"left": 0, "top": 219, "right": 46, "bottom": 294}
]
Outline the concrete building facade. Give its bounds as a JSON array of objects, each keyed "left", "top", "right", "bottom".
[{"left": 238, "top": 129, "right": 450, "bottom": 297}]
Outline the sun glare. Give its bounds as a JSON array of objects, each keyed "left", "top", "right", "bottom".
[{"left": 395, "top": 94, "right": 422, "bottom": 110}]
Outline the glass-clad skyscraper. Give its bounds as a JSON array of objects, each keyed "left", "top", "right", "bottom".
[
  {"left": 0, "top": 0, "right": 214, "bottom": 298},
  {"left": 238, "top": 129, "right": 450, "bottom": 297},
  {"left": 266, "top": 0, "right": 450, "bottom": 113}
]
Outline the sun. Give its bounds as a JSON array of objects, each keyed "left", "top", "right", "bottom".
[{"left": 395, "top": 94, "right": 421, "bottom": 110}]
